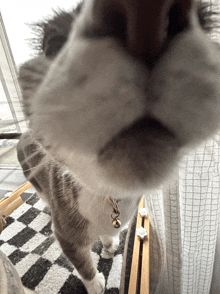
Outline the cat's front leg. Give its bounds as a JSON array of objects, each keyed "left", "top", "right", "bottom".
[{"left": 56, "top": 234, "right": 105, "bottom": 294}]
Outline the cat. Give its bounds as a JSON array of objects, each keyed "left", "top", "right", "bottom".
[{"left": 17, "top": 1, "right": 220, "bottom": 293}]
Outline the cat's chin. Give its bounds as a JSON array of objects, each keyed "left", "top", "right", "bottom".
[
  {"left": 95, "top": 117, "right": 181, "bottom": 191},
  {"left": 47, "top": 117, "right": 181, "bottom": 195}
]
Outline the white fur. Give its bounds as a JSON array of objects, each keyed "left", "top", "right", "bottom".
[
  {"left": 77, "top": 186, "right": 139, "bottom": 239},
  {"left": 101, "top": 236, "right": 120, "bottom": 259},
  {"left": 18, "top": 1, "right": 220, "bottom": 292},
  {"left": 82, "top": 272, "right": 105, "bottom": 294},
  {"left": 151, "top": 25, "right": 220, "bottom": 146},
  {"left": 30, "top": 4, "right": 220, "bottom": 195}
]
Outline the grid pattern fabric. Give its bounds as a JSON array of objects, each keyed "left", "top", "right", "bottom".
[
  {"left": 145, "top": 134, "right": 220, "bottom": 294},
  {"left": 0, "top": 193, "right": 127, "bottom": 294}
]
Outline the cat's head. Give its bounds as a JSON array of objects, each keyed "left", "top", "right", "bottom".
[{"left": 19, "top": 0, "right": 220, "bottom": 195}]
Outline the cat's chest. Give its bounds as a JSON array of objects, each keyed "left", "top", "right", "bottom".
[{"left": 77, "top": 189, "right": 140, "bottom": 237}]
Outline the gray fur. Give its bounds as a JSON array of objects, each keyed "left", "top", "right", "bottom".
[{"left": 17, "top": 1, "right": 220, "bottom": 293}]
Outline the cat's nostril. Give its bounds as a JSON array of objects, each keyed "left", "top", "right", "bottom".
[
  {"left": 168, "top": 1, "right": 192, "bottom": 37},
  {"left": 105, "top": 11, "right": 127, "bottom": 46}
]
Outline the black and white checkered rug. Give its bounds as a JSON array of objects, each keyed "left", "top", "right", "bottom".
[{"left": 0, "top": 193, "right": 128, "bottom": 294}]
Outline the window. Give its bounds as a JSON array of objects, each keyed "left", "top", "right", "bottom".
[{"left": 0, "top": 12, "right": 27, "bottom": 193}]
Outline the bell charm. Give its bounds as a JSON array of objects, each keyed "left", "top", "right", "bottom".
[{"left": 112, "top": 219, "right": 121, "bottom": 228}]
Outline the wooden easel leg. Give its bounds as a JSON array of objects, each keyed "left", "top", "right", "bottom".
[
  {"left": 0, "top": 182, "right": 32, "bottom": 234},
  {"left": 128, "top": 196, "right": 150, "bottom": 294}
]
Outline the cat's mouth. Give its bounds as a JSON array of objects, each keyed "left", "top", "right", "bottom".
[
  {"left": 127, "top": 116, "right": 176, "bottom": 141},
  {"left": 97, "top": 115, "right": 180, "bottom": 189},
  {"left": 99, "top": 115, "right": 179, "bottom": 158}
]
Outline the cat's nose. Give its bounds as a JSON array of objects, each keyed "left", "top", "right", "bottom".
[
  {"left": 125, "top": 0, "right": 192, "bottom": 60},
  {"left": 83, "top": 0, "right": 193, "bottom": 63},
  {"left": 90, "top": 0, "right": 193, "bottom": 63}
]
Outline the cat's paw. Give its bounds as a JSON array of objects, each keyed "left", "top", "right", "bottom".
[
  {"left": 83, "top": 272, "right": 105, "bottom": 294},
  {"left": 102, "top": 236, "right": 120, "bottom": 259},
  {"left": 104, "top": 236, "right": 120, "bottom": 254}
]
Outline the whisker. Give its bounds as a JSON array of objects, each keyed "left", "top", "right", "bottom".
[
  {"left": 0, "top": 118, "right": 27, "bottom": 127},
  {"left": 19, "top": 149, "right": 45, "bottom": 166},
  {"left": 22, "top": 161, "right": 45, "bottom": 174},
  {"left": 34, "top": 105, "right": 70, "bottom": 113},
  {"left": 22, "top": 157, "right": 49, "bottom": 180}
]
